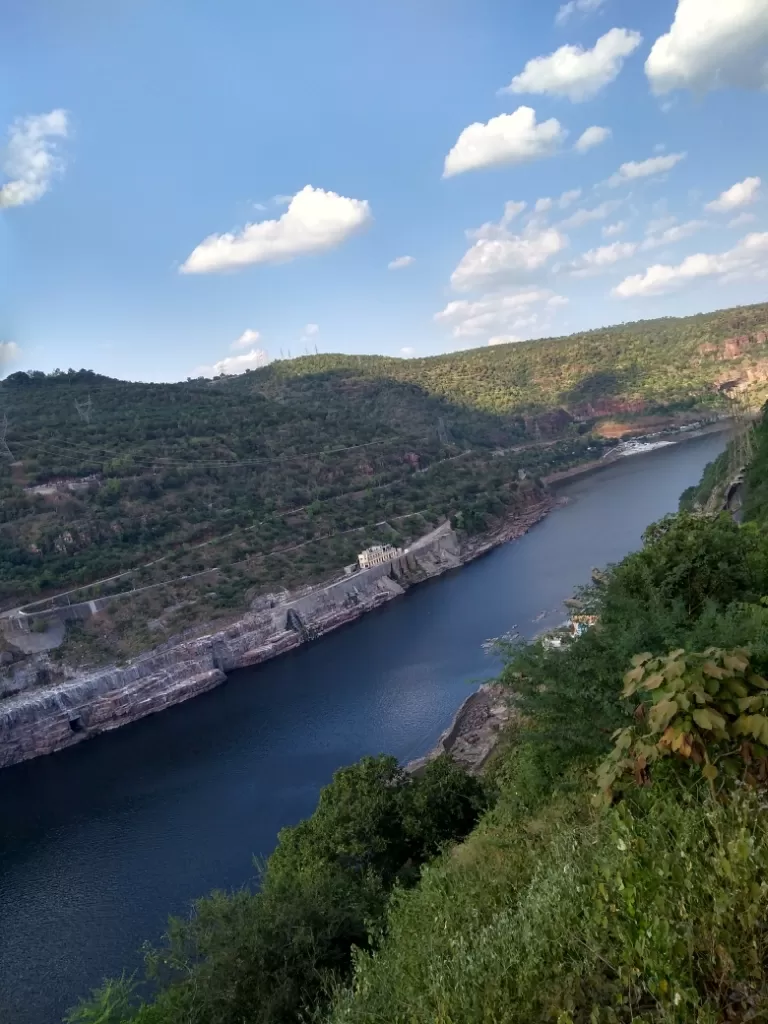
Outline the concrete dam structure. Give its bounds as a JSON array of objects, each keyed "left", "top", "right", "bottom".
[{"left": 0, "top": 523, "right": 462, "bottom": 768}]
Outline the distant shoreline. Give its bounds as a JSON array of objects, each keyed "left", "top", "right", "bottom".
[{"left": 542, "top": 419, "right": 732, "bottom": 487}]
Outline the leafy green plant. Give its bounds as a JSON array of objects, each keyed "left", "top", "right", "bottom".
[{"left": 596, "top": 647, "right": 768, "bottom": 803}]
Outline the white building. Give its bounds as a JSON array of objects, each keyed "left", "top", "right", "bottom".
[{"left": 357, "top": 544, "right": 402, "bottom": 569}]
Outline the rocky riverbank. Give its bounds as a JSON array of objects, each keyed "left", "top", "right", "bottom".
[
  {"left": 406, "top": 683, "right": 515, "bottom": 776},
  {"left": 0, "top": 502, "right": 552, "bottom": 769}
]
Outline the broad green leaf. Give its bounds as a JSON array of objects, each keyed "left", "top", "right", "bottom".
[
  {"left": 643, "top": 673, "right": 665, "bottom": 691},
  {"left": 724, "top": 654, "right": 749, "bottom": 673},
  {"left": 693, "top": 708, "right": 714, "bottom": 731},
  {"left": 631, "top": 652, "right": 653, "bottom": 668},
  {"left": 702, "top": 662, "right": 726, "bottom": 679},
  {"left": 649, "top": 699, "right": 678, "bottom": 733}
]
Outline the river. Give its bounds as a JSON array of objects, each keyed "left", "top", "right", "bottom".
[{"left": 0, "top": 432, "right": 727, "bottom": 1024}]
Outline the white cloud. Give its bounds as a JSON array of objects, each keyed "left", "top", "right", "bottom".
[
  {"left": 607, "top": 152, "right": 686, "bottom": 187},
  {"left": 548, "top": 294, "right": 570, "bottom": 307},
  {"left": 613, "top": 231, "right": 768, "bottom": 297},
  {"left": 0, "top": 341, "right": 20, "bottom": 372},
  {"left": 571, "top": 241, "right": 638, "bottom": 275},
  {"left": 435, "top": 288, "right": 558, "bottom": 338},
  {"left": 0, "top": 109, "right": 69, "bottom": 208},
  {"left": 532, "top": 189, "right": 580, "bottom": 217},
  {"left": 641, "top": 219, "right": 707, "bottom": 250},
  {"left": 388, "top": 255, "right": 415, "bottom": 270},
  {"left": 503, "top": 200, "right": 527, "bottom": 222},
  {"left": 451, "top": 223, "right": 568, "bottom": 291},
  {"left": 560, "top": 199, "right": 622, "bottom": 229},
  {"left": 646, "top": 0, "right": 768, "bottom": 94},
  {"left": 302, "top": 323, "right": 319, "bottom": 337},
  {"left": 602, "top": 220, "right": 626, "bottom": 237},
  {"left": 556, "top": 0, "right": 608, "bottom": 26},
  {"left": 195, "top": 347, "right": 272, "bottom": 378},
  {"left": 180, "top": 185, "right": 372, "bottom": 274},
  {"left": 443, "top": 107, "right": 566, "bottom": 177},
  {"left": 503, "top": 28, "right": 642, "bottom": 102},
  {"left": 559, "top": 188, "right": 582, "bottom": 209},
  {"left": 730, "top": 212, "right": 757, "bottom": 227},
  {"left": 705, "top": 176, "right": 761, "bottom": 213},
  {"left": 575, "top": 125, "right": 611, "bottom": 153},
  {"left": 645, "top": 215, "right": 677, "bottom": 234},
  {"left": 231, "top": 328, "right": 262, "bottom": 351},
  {"left": 488, "top": 335, "right": 523, "bottom": 346},
  {"left": 400, "top": 346, "right": 416, "bottom": 357}
]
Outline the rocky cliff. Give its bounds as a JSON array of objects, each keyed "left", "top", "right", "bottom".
[{"left": 0, "top": 522, "right": 466, "bottom": 768}]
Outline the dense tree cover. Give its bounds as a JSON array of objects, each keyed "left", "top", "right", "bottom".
[
  {"left": 67, "top": 404, "right": 768, "bottom": 1024},
  {"left": 2, "top": 303, "right": 764, "bottom": 660},
  {"left": 66, "top": 754, "right": 486, "bottom": 1024}
]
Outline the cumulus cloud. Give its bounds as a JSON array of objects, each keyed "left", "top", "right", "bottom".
[
  {"left": 0, "top": 109, "right": 69, "bottom": 208},
  {"left": 194, "top": 347, "right": 272, "bottom": 378},
  {"left": 443, "top": 107, "right": 566, "bottom": 177},
  {"left": 0, "top": 341, "right": 21, "bottom": 373},
  {"left": 730, "top": 212, "right": 757, "bottom": 228},
  {"left": 400, "top": 346, "right": 416, "bottom": 356},
  {"left": 556, "top": 0, "right": 608, "bottom": 26},
  {"left": 231, "top": 328, "right": 262, "bottom": 351},
  {"left": 646, "top": 0, "right": 768, "bottom": 94},
  {"left": 575, "top": 125, "right": 611, "bottom": 153},
  {"left": 435, "top": 288, "right": 558, "bottom": 338},
  {"left": 451, "top": 223, "right": 567, "bottom": 291},
  {"left": 180, "top": 186, "right": 372, "bottom": 274},
  {"left": 503, "top": 28, "right": 642, "bottom": 102},
  {"left": 602, "top": 220, "right": 626, "bottom": 237},
  {"left": 640, "top": 219, "right": 707, "bottom": 250},
  {"left": 560, "top": 199, "right": 622, "bottom": 229},
  {"left": 570, "top": 241, "right": 638, "bottom": 276},
  {"left": 705, "top": 176, "right": 761, "bottom": 213},
  {"left": 535, "top": 197, "right": 554, "bottom": 214},
  {"left": 613, "top": 231, "right": 768, "bottom": 297},
  {"left": 388, "top": 255, "right": 415, "bottom": 270},
  {"left": 607, "top": 152, "right": 686, "bottom": 187}
]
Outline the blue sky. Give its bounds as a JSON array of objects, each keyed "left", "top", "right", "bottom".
[{"left": 2, "top": 0, "right": 767, "bottom": 382}]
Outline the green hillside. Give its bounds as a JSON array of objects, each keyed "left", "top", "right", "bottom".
[
  {"left": 1, "top": 302, "right": 767, "bottom": 661},
  {"left": 67, "top": 406, "right": 768, "bottom": 1024}
]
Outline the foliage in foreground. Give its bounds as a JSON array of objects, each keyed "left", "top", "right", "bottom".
[
  {"left": 68, "top": 406, "right": 768, "bottom": 1024},
  {"left": 65, "top": 755, "right": 486, "bottom": 1024}
]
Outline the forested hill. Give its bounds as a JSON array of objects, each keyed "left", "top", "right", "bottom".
[
  {"left": 68, "top": 406, "right": 768, "bottom": 1024},
  {"left": 0, "top": 301, "right": 767, "bottom": 663},
  {"left": 249, "top": 300, "right": 768, "bottom": 415}
]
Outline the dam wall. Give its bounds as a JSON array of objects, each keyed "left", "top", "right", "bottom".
[{"left": 0, "top": 523, "right": 462, "bottom": 768}]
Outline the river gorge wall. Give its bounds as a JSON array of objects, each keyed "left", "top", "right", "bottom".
[{"left": 0, "top": 521, "right": 487, "bottom": 768}]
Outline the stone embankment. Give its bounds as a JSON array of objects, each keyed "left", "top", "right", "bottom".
[{"left": 0, "top": 504, "right": 551, "bottom": 770}]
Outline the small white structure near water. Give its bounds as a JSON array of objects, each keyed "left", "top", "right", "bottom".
[{"left": 357, "top": 544, "right": 402, "bottom": 569}]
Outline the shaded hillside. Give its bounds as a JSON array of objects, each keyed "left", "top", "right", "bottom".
[
  {"left": 0, "top": 302, "right": 765, "bottom": 660},
  {"left": 68, "top": 404, "right": 768, "bottom": 1024}
]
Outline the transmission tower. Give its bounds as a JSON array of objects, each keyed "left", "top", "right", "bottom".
[
  {"left": 437, "top": 416, "right": 451, "bottom": 446},
  {"left": 74, "top": 394, "right": 93, "bottom": 425},
  {"left": 0, "top": 413, "right": 12, "bottom": 461}
]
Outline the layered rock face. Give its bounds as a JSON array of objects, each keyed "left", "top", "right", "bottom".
[{"left": 0, "top": 524, "right": 463, "bottom": 768}]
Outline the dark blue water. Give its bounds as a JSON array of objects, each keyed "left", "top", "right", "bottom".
[{"left": 0, "top": 433, "right": 726, "bottom": 1024}]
